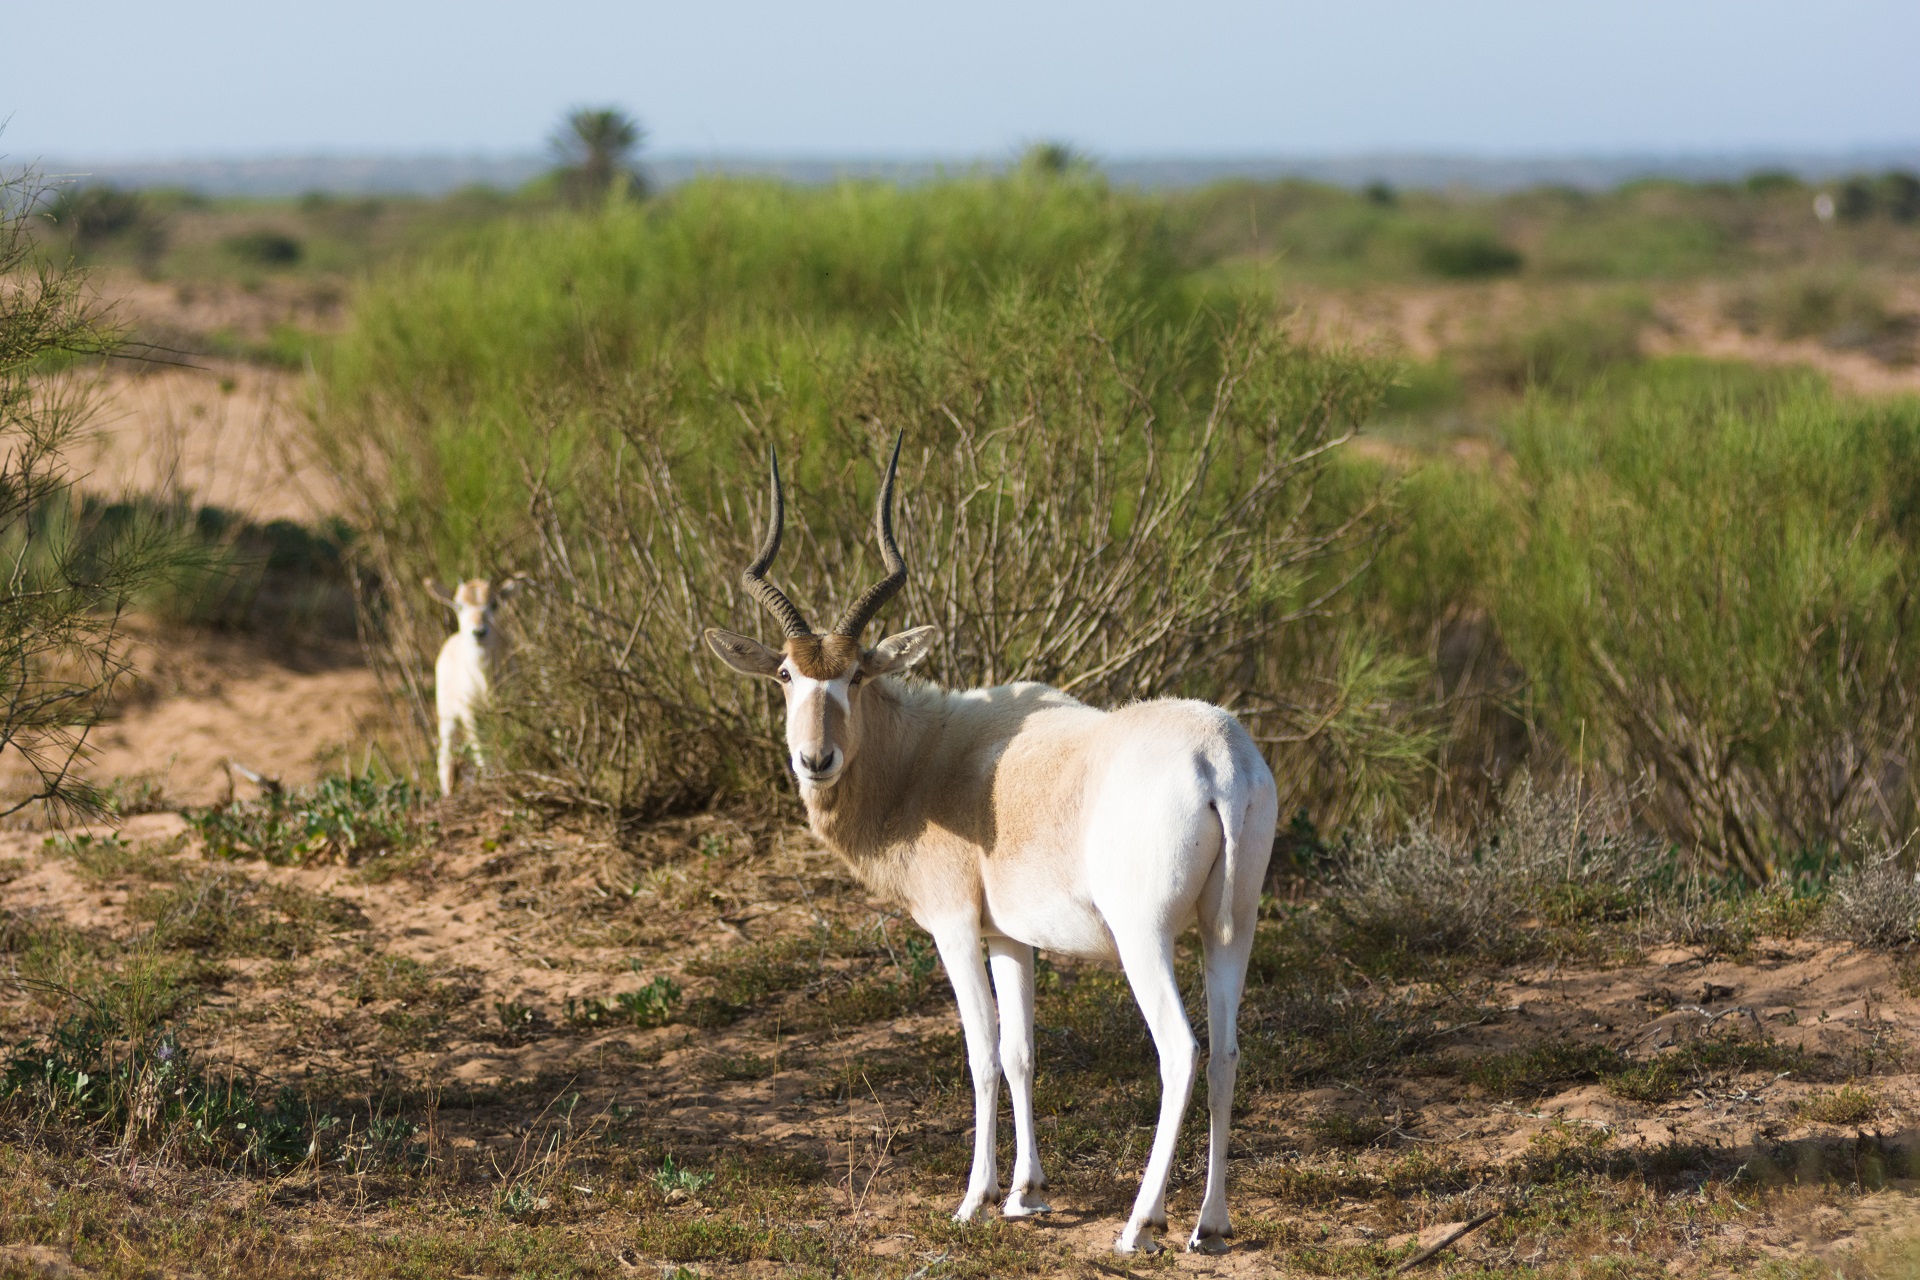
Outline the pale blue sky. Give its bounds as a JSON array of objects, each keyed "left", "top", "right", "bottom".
[{"left": 5, "top": 1, "right": 1916, "bottom": 161}]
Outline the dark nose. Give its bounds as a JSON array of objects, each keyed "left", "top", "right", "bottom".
[
  {"left": 472, "top": 626, "right": 489, "bottom": 641},
  {"left": 798, "top": 749, "right": 838, "bottom": 775}
]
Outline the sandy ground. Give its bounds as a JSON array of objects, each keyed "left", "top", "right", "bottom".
[
  {"left": 91, "top": 623, "right": 386, "bottom": 806},
  {"left": 78, "top": 363, "right": 337, "bottom": 524},
  {"left": 6, "top": 804, "right": 1920, "bottom": 1274}
]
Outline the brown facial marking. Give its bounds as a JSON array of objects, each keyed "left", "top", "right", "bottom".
[
  {"left": 797, "top": 685, "right": 848, "bottom": 753},
  {"left": 783, "top": 634, "right": 863, "bottom": 680},
  {"left": 456, "top": 580, "right": 493, "bottom": 608}
]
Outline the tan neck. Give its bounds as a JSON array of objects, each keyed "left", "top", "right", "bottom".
[{"left": 802, "top": 677, "right": 934, "bottom": 860}]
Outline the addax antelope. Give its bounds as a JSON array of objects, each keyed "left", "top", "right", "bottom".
[
  {"left": 704, "top": 441, "right": 1278, "bottom": 1255},
  {"left": 424, "top": 575, "right": 523, "bottom": 796}
]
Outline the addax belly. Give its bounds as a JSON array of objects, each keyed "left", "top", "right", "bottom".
[{"left": 978, "top": 860, "right": 1120, "bottom": 962}]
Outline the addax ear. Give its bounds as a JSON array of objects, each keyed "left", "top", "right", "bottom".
[
  {"left": 424, "top": 577, "right": 458, "bottom": 608},
  {"left": 496, "top": 573, "right": 531, "bottom": 600},
  {"left": 704, "top": 628, "right": 785, "bottom": 678},
  {"left": 864, "top": 625, "right": 939, "bottom": 675}
]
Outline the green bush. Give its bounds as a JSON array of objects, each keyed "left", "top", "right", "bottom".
[
  {"left": 1461, "top": 291, "right": 1650, "bottom": 392},
  {"left": 1418, "top": 227, "right": 1523, "bottom": 278},
  {"left": 1, "top": 170, "right": 192, "bottom": 821},
  {"left": 222, "top": 229, "right": 303, "bottom": 266},
  {"left": 1362, "top": 361, "right": 1920, "bottom": 875},
  {"left": 313, "top": 179, "right": 1404, "bottom": 818}
]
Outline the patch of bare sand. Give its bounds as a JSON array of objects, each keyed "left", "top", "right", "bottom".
[
  {"left": 78, "top": 363, "right": 336, "bottom": 524},
  {"left": 98, "top": 273, "right": 346, "bottom": 349},
  {"left": 1284, "top": 277, "right": 1920, "bottom": 398},
  {"left": 0, "top": 622, "right": 385, "bottom": 812},
  {"left": 1648, "top": 281, "right": 1920, "bottom": 396}
]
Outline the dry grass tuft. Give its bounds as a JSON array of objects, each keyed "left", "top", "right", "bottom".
[{"left": 1824, "top": 856, "right": 1920, "bottom": 949}]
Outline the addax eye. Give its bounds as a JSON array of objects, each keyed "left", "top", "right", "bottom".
[{"left": 777, "top": 669, "right": 791, "bottom": 683}]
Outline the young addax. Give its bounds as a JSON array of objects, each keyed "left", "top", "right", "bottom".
[
  {"left": 704, "top": 440, "right": 1278, "bottom": 1255},
  {"left": 424, "top": 575, "right": 524, "bottom": 796}
]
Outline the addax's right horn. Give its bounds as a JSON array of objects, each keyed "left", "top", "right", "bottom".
[{"left": 741, "top": 445, "right": 814, "bottom": 638}]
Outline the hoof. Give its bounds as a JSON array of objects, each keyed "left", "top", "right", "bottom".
[
  {"left": 1188, "top": 1231, "right": 1230, "bottom": 1255},
  {"left": 1114, "top": 1228, "right": 1162, "bottom": 1255},
  {"left": 1002, "top": 1189, "right": 1052, "bottom": 1218}
]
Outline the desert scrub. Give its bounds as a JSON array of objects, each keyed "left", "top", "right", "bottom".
[
  {"left": 129, "top": 871, "right": 365, "bottom": 959},
  {"left": 1606, "top": 1038, "right": 1805, "bottom": 1104},
  {"left": 1330, "top": 775, "right": 1667, "bottom": 962},
  {"left": 326, "top": 234, "right": 1396, "bottom": 818},
  {"left": 1459, "top": 289, "right": 1651, "bottom": 393},
  {"left": 683, "top": 922, "right": 938, "bottom": 1029},
  {"left": 1824, "top": 856, "right": 1920, "bottom": 948},
  {"left": 0, "top": 1008, "right": 319, "bottom": 1170},
  {"left": 1727, "top": 269, "right": 1916, "bottom": 364},
  {"left": 1463, "top": 1043, "right": 1628, "bottom": 1099}
]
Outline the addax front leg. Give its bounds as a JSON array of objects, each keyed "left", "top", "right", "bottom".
[
  {"left": 436, "top": 717, "right": 460, "bottom": 796},
  {"left": 932, "top": 922, "right": 1000, "bottom": 1221},
  {"left": 988, "top": 938, "right": 1049, "bottom": 1217}
]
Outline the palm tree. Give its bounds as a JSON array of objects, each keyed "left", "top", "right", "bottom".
[{"left": 551, "top": 107, "right": 647, "bottom": 202}]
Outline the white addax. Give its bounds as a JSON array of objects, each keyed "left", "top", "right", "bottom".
[
  {"left": 704, "top": 441, "right": 1278, "bottom": 1256},
  {"left": 424, "top": 576, "right": 523, "bottom": 796}
]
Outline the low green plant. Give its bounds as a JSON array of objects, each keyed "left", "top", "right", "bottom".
[
  {"left": 652, "top": 1152, "right": 715, "bottom": 1195},
  {"left": 493, "top": 999, "right": 535, "bottom": 1040},
  {"left": 1796, "top": 1085, "right": 1882, "bottom": 1126},
  {"left": 1607, "top": 1038, "right": 1804, "bottom": 1104},
  {"left": 613, "top": 974, "right": 682, "bottom": 1028},
  {"left": 187, "top": 774, "right": 422, "bottom": 866},
  {"left": 42, "top": 832, "right": 183, "bottom": 885}
]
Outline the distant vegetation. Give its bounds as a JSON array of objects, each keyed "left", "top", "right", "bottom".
[{"left": 34, "top": 160, "right": 1920, "bottom": 289}]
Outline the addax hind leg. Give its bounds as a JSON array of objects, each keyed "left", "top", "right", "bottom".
[
  {"left": 1189, "top": 924, "right": 1254, "bottom": 1253},
  {"left": 988, "top": 938, "right": 1049, "bottom": 1216},
  {"left": 1111, "top": 931, "right": 1197, "bottom": 1255},
  {"left": 1189, "top": 776, "right": 1274, "bottom": 1254}
]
